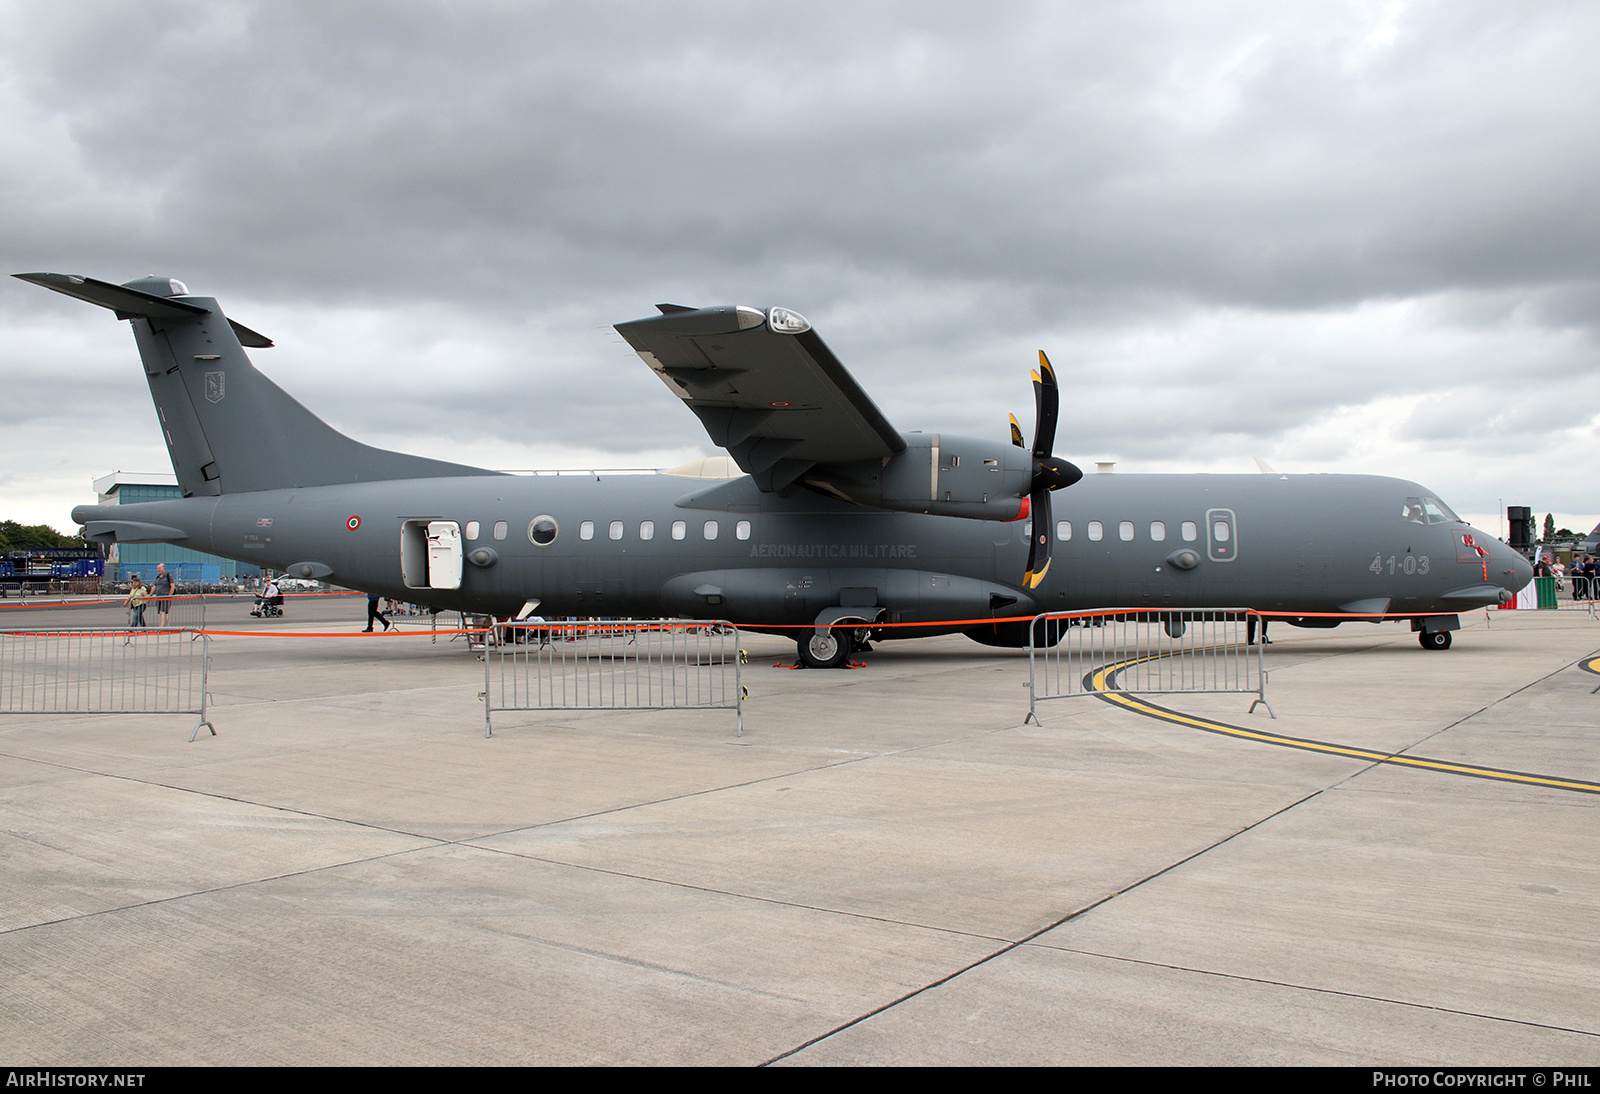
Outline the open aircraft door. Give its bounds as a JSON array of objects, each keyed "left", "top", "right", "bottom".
[{"left": 401, "top": 520, "right": 463, "bottom": 590}]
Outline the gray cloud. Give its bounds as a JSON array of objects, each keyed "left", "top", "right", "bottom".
[{"left": 3, "top": 0, "right": 1599, "bottom": 528}]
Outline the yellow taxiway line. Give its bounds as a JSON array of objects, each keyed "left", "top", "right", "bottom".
[{"left": 1087, "top": 654, "right": 1600, "bottom": 796}]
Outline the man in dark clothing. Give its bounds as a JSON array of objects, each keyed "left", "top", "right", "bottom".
[
  {"left": 365, "top": 591, "right": 391, "bottom": 632},
  {"left": 152, "top": 563, "right": 174, "bottom": 626}
]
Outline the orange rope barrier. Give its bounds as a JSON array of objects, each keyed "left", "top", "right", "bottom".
[{"left": 6, "top": 601, "right": 1575, "bottom": 637}]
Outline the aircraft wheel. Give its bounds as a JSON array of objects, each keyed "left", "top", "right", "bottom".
[
  {"left": 1419, "top": 630, "right": 1452, "bottom": 650},
  {"left": 798, "top": 630, "right": 850, "bottom": 669}
]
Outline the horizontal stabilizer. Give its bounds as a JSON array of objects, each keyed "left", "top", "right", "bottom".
[
  {"left": 16, "top": 272, "right": 274, "bottom": 345},
  {"left": 14, "top": 272, "right": 209, "bottom": 321}
]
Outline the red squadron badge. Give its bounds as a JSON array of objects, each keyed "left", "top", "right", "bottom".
[{"left": 347, "top": 516, "right": 361, "bottom": 530}]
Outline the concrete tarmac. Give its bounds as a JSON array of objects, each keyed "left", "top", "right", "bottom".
[{"left": 2, "top": 596, "right": 1598, "bottom": 1065}]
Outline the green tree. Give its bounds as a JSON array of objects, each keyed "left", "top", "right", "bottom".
[
  {"left": 0, "top": 521, "right": 85, "bottom": 553},
  {"left": 1544, "top": 513, "right": 1556, "bottom": 542}
]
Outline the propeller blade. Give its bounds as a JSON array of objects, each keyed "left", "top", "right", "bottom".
[
  {"left": 1024, "top": 488, "right": 1052, "bottom": 588},
  {"left": 1032, "top": 350, "right": 1059, "bottom": 459},
  {"left": 1009, "top": 414, "right": 1024, "bottom": 448}
]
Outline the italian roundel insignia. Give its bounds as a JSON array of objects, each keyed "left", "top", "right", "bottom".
[{"left": 347, "top": 516, "right": 361, "bottom": 530}]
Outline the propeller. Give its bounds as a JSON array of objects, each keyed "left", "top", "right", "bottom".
[{"left": 1021, "top": 351, "right": 1083, "bottom": 588}]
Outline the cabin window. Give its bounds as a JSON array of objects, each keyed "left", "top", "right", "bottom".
[
  {"left": 640, "top": 520, "right": 655, "bottom": 540},
  {"left": 580, "top": 521, "right": 594, "bottom": 540},
  {"left": 608, "top": 520, "right": 623, "bottom": 540},
  {"left": 1119, "top": 521, "right": 1134, "bottom": 541},
  {"left": 736, "top": 520, "right": 751, "bottom": 540},
  {"left": 1056, "top": 521, "right": 1071, "bottom": 541},
  {"left": 527, "top": 516, "right": 558, "bottom": 546},
  {"left": 1150, "top": 521, "right": 1166, "bottom": 541},
  {"left": 671, "top": 520, "right": 686, "bottom": 540},
  {"left": 464, "top": 521, "right": 480, "bottom": 541},
  {"left": 1212, "top": 520, "right": 1231, "bottom": 542},
  {"left": 492, "top": 521, "right": 508, "bottom": 541},
  {"left": 1181, "top": 521, "right": 1197, "bottom": 541},
  {"left": 703, "top": 520, "right": 719, "bottom": 540},
  {"left": 1088, "top": 521, "right": 1103, "bottom": 541}
]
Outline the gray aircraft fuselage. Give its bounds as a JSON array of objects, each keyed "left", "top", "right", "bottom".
[{"left": 84, "top": 467, "right": 1530, "bottom": 639}]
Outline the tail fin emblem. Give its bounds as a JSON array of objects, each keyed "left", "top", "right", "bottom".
[{"left": 204, "top": 371, "right": 225, "bottom": 403}]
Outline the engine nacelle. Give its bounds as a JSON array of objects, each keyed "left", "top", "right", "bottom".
[{"left": 802, "top": 432, "right": 1033, "bottom": 522}]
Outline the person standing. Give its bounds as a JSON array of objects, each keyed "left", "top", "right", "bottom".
[
  {"left": 1247, "top": 613, "right": 1271, "bottom": 645},
  {"left": 124, "top": 575, "right": 147, "bottom": 643},
  {"left": 365, "top": 591, "right": 391, "bottom": 632},
  {"left": 152, "top": 563, "right": 174, "bottom": 627}
]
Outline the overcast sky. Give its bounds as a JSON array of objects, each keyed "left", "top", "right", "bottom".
[{"left": 3, "top": 0, "right": 1597, "bottom": 535}]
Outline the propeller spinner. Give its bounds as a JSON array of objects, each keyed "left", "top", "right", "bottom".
[{"left": 1022, "top": 351, "right": 1083, "bottom": 588}]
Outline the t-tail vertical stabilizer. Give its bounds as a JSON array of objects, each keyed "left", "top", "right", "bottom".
[{"left": 15, "top": 273, "right": 498, "bottom": 496}]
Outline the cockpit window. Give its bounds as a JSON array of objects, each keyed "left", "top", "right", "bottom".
[
  {"left": 1423, "top": 497, "right": 1458, "bottom": 524},
  {"left": 1403, "top": 496, "right": 1459, "bottom": 524}
]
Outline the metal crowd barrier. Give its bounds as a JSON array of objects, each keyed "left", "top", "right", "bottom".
[
  {"left": 142, "top": 591, "right": 207, "bottom": 629},
  {"left": 481, "top": 618, "right": 745, "bottom": 737},
  {"left": 0, "top": 627, "right": 215, "bottom": 741},
  {"left": 1026, "top": 608, "right": 1271, "bottom": 724}
]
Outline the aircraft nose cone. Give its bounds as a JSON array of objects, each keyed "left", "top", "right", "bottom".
[
  {"left": 1479, "top": 532, "right": 1533, "bottom": 594},
  {"left": 1504, "top": 549, "right": 1534, "bottom": 590}
]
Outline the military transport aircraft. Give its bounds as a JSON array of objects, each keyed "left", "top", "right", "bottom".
[{"left": 19, "top": 272, "right": 1531, "bottom": 665}]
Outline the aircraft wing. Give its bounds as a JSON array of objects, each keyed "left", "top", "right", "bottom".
[{"left": 614, "top": 305, "right": 905, "bottom": 491}]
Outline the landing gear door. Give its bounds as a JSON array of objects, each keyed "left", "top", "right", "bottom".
[
  {"left": 1206, "top": 508, "right": 1237, "bottom": 563},
  {"left": 401, "top": 519, "right": 464, "bottom": 590}
]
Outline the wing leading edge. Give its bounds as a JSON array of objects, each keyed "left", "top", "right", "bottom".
[{"left": 614, "top": 305, "right": 905, "bottom": 491}]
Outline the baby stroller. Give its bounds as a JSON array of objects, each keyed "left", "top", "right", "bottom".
[{"left": 251, "top": 592, "right": 284, "bottom": 617}]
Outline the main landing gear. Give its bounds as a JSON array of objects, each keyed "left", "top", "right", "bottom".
[
  {"left": 1419, "top": 629, "right": 1452, "bottom": 650},
  {"left": 796, "top": 627, "right": 871, "bottom": 669}
]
